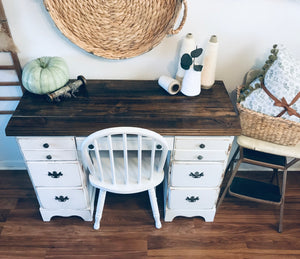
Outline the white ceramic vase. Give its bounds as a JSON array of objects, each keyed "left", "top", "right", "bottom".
[
  {"left": 176, "top": 33, "right": 197, "bottom": 82},
  {"left": 181, "top": 68, "right": 201, "bottom": 96}
]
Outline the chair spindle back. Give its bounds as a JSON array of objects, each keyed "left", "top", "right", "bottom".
[{"left": 81, "top": 127, "right": 169, "bottom": 188}]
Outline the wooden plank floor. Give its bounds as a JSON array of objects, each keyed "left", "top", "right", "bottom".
[{"left": 0, "top": 170, "right": 300, "bottom": 258}]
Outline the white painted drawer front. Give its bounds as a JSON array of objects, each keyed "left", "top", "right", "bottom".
[
  {"left": 27, "top": 162, "right": 83, "bottom": 187},
  {"left": 18, "top": 137, "right": 76, "bottom": 150},
  {"left": 21, "top": 150, "right": 78, "bottom": 161},
  {"left": 171, "top": 162, "right": 224, "bottom": 187},
  {"left": 37, "top": 188, "right": 89, "bottom": 210},
  {"left": 173, "top": 149, "right": 228, "bottom": 161},
  {"left": 175, "top": 137, "right": 232, "bottom": 150},
  {"left": 168, "top": 188, "right": 219, "bottom": 210}
]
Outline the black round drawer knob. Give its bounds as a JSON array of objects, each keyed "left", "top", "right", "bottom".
[
  {"left": 197, "top": 155, "right": 203, "bottom": 160},
  {"left": 46, "top": 155, "right": 52, "bottom": 160},
  {"left": 43, "top": 143, "right": 49, "bottom": 148},
  {"left": 88, "top": 144, "right": 94, "bottom": 149},
  {"left": 156, "top": 144, "right": 162, "bottom": 149},
  {"left": 199, "top": 144, "right": 205, "bottom": 149}
]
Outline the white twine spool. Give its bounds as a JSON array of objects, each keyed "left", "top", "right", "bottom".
[
  {"left": 158, "top": 75, "right": 181, "bottom": 95},
  {"left": 201, "top": 35, "right": 219, "bottom": 89}
]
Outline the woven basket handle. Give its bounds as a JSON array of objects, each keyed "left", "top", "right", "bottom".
[{"left": 169, "top": 0, "right": 187, "bottom": 35}]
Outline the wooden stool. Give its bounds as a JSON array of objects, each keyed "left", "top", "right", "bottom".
[{"left": 217, "top": 135, "right": 300, "bottom": 232}]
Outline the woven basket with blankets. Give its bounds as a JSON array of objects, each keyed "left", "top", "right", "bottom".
[{"left": 237, "top": 44, "right": 300, "bottom": 146}]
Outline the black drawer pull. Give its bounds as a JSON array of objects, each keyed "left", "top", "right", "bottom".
[
  {"left": 55, "top": 196, "right": 69, "bottom": 202},
  {"left": 189, "top": 171, "right": 204, "bottom": 178},
  {"left": 186, "top": 196, "right": 199, "bottom": 202},
  {"left": 48, "top": 171, "right": 63, "bottom": 178},
  {"left": 46, "top": 155, "right": 52, "bottom": 160},
  {"left": 199, "top": 144, "right": 205, "bottom": 149},
  {"left": 197, "top": 155, "right": 203, "bottom": 160}
]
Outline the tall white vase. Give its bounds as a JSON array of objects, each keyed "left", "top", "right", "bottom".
[
  {"left": 176, "top": 33, "right": 197, "bottom": 83},
  {"left": 181, "top": 68, "right": 201, "bottom": 96}
]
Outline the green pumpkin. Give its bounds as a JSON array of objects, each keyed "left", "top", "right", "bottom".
[{"left": 22, "top": 57, "right": 69, "bottom": 95}]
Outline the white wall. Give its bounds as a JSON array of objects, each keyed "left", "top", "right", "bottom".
[{"left": 1, "top": 0, "right": 300, "bottom": 169}]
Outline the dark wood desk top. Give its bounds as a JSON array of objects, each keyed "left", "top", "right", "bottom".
[{"left": 5, "top": 80, "right": 241, "bottom": 137}]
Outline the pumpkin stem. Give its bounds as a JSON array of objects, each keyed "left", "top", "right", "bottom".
[{"left": 38, "top": 57, "right": 49, "bottom": 68}]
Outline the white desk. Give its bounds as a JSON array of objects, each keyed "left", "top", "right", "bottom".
[{"left": 6, "top": 80, "right": 241, "bottom": 222}]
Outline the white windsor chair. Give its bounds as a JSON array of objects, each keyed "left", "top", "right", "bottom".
[{"left": 81, "top": 127, "right": 169, "bottom": 230}]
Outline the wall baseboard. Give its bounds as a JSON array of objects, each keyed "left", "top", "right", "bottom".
[{"left": 0, "top": 160, "right": 26, "bottom": 170}]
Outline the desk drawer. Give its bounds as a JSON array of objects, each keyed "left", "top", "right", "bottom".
[
  {"left": 168, "top": 187, "right": 219, "bottom": 210},
  {"left": 21, "top": 150, "right": 78, "bottom": 161},
  {"left": 37, "top": 187, "right": 89, "bottom": 210},
  {"left": 18, "top": 137, "right": 76, "bottom": 150},
  {"left": 170, "top": 161, "right": 224, "bottom": 187},
  {"left": 175, "top": 137, "right": 232, "bottom": 151},
  {"left": 27, "top": 162, "right": 83, "bottom": 187},
  {"left": 173, "top": 149, "right": 228, "bottom": 161}
]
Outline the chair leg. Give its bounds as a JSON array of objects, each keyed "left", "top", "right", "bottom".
[
  {"left": 278, "top": 168, "right": 288, "bottom": 233},
  {"left": 225, "top": 147, "right": 240, "bottom": 175},
  {"left": 216, "top": 151, "right": 242, "bottom": 211},
  {"left": 270, "top": 168, "right": 279, "bottom": 185},
  {"left": 94, "top": 189, "right": 107, "bottom": 230},
  {"left": 148, "top": 188, "right": 161, "bottom": 229}
]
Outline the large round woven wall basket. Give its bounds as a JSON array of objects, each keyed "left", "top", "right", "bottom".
[{"left": 44, "top": 0, "right": 187, "bottom": 59}]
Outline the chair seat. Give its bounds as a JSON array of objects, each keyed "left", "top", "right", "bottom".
[{"left": 237, "top": 135, "right": 300, "bottom": 159}]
